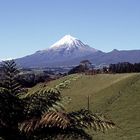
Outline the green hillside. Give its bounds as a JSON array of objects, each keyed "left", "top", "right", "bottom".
[{"left": 29, "top": 73, "right": 140, "bottom": 140}]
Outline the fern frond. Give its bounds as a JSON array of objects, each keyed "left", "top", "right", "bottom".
[
  {"left": 20, "top": 111, "right": 70, "bottom": 133},
  {"left": 39, "top": 111, "right": 70, "bottom": 129},
  {"left": 68, "top": 109, "right": 115, "bottom": 132},
  {"left": 19, "top": 118, "right": 39, "bottom": 133},
  {"left": 23, "top": 87, "right": 64, "bottom": 118}
]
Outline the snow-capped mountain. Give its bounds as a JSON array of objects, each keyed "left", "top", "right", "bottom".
[
  {"left": 15, "top": 35, "right": 140, "bottom": 68},
  {"left": 16, "top": 35, "right": 98, "bottom": 67},
  {"left": 38, "top": 35, "right": 98, "bottom": 57}
]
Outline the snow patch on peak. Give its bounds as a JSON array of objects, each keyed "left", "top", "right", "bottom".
[
  {"left": 50, "top": 35, "right": 78, "bottom": 48},
  {"left": 62, "top": 34, "right": 77, "bottom": 40}
]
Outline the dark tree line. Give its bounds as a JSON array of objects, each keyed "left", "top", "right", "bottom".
[
  {"left": 0, "top": 67, "right": 58, "bottom": 88},
  {"left": 109, "top": 62, "right": 140, "bottom": 73},
  {"left": 17, "top": 72, "right": 52, "bottom": 87},
  {"left": 69, "top": 61, "right": 140, "bottom": 75}
]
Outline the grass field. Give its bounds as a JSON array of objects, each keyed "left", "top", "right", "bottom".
[{"left": 29, "top": 73, "right": 140, "bottom": 140}]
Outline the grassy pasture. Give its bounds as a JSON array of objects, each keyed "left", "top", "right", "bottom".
[{"left": 29, "top": 73, "right": 140, "bottom": 140}]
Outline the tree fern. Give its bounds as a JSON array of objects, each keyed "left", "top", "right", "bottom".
[{"left": 23, "top": 87, "right": 64, "bottom": 119}]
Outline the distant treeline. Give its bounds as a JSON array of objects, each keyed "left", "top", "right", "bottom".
[
  {"left": 0, "top": 67, "right": 63, "bottom": 88},
  {"left": 68, "top": 61, "right": 140, "bottom": 74},
  {"left": 109, "top": 62, "right": 140, "bottom": 73},
  {"left": 17, "top": 72, "right": 51, "bottom": 87}
]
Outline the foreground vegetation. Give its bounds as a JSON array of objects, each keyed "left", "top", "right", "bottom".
[
  {"left": 0, "top": 61, "right": 115, "bottom": 140},
  {"left": 30, "top": 73, "right": 140, "bottom": 140}
]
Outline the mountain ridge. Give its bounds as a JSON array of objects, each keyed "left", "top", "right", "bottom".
[{"left": 15, "top": 35, "right": 140, "bottom": 68}]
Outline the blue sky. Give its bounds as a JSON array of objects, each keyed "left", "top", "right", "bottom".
[{"left": 0, "top": 0, "right": 140, "bottom": 60}]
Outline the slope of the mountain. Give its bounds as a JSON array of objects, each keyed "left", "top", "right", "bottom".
[
  {"left": 54, "top": 49, "right": 140, "bottom": 66},
  {"left": 87, "top": 49, "right": 140, "bottom": 65}
]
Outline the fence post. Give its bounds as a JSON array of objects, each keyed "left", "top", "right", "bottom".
[{"left": 87, "top": 95, "right": 90, "bottom": 112}]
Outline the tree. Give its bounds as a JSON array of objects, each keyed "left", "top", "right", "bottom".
[
  {"left": 0, "top": 60, "right": 23, "bottom": 95},
  {"left": 0, "top": 60, "right": 24, "bottom": 139},
  {"left": 80, "top": 60, "right": 92, "bottom": 70},
  {"left": 0, "top": 60, "right": 115, "bottom": 140},
  {"left": 68, "top": 65, "right": 86, "bottom": 74},
  {"left": 68, "top": 60, "right": 92, "bottom": 74}
]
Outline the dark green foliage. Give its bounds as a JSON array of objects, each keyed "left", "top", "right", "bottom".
[
  {"left": 23, "top": 88, "right": 62, "bottom": 119},
  {"left": 18, "top": 73, "right": 36, "bottom": 87},
  {"left": 17, "top": 72, "right": 51, "bottom": 88},
  {"left": 0, "top": 60, "right": 24, "bottom": 128},
  {"left": 68, "top": 109, "right": 115, "bottom": 132},
  {"left": 0, "top": 88, "right": 23, "bottom": 128},
  {"left": 68, "top": 60, "right": 92, "bottom": 74},
  {"left": 68, "top": 65, "right": 87, "bottom": 74},
  {"left": 0, "top": 60, "right": 22, "bottom": 95},
  {"left": 109, "top": 62, "right": 140, "bottom": 73},
  {"left": 0, "top": 61, "right": 25, "bottom": 139}
]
